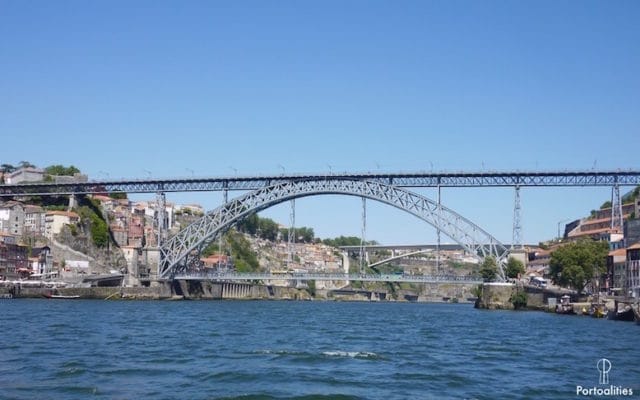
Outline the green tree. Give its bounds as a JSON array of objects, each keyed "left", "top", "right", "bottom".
[
  {"left": 18, "top": 160, "right": 36, "bottom": 169},
  {"left": 226, "top": 230, "right": 259, "bottom": 272},
  {"left": 45, "top": 164, "right": 80, "bottom": 176},
  {"left": 1, "top": 163, "right": 16, "bottom": 173},
  {"left": 549, "top": 239, "right": 609, "bottom": 293},
  {"left": 510, "top": 290, "right": 528, "bottom": 310},
  {"left": 479, "top": 256, "right": 498, "bottom": 282},
  {"left": 600, "top": 200, "right": 612, "bottom": 209},
  {"left": 323, "top": 236, "right": 377, "bottom": 247},
  {"left": 109, "top": 192, "right": 128, "bottom": 200},
  {"left": 77, "top": 197, "right": 109, "bottom": 248},
  {"left": 237, "top": 213, "right": 259, "bottom": 235},
  {"left": 505, "top": 257, "right": 525, "bottom": 279}
]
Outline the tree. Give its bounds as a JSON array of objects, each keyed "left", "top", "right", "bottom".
[
  {"left": 505, "top": 257, "right": 525, "bottom": 279},
  {"left": 600, "top": 200, "right": 612, "bottom": 209},
  {"left": 18, "top": 160, "right": 36, "bottom": 169},
  {"left": 510, "top": 290, "right": 528, "bottom": 310},
  {"left": 479, "top": 256, "right": 498, "bottom": 282},
  {"left": 549, "top": 239, "right": 609, "bottom": 293},
  {"left": 1, "top": 163, "right": 16, "bottom": 173},
  {"left": 45, "top": 164, "right": 80, "bottom": 176}
]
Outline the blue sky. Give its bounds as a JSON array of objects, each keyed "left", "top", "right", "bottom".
[{"left": 1, "top": 1, "right": 639, "bottom": 245}]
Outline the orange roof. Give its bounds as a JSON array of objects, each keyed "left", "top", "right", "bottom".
[
  {"left": 628, "top": 242, "right": 640, "bottom": 250},
  {"left": 92, "top": 195, "right": 112, "bottom": 202},
  {"left": 609, "top": 248, "right": 627, "bottom": 257},
  {"left": 568, "top": 227, "right": 613, "bottom": 237}
]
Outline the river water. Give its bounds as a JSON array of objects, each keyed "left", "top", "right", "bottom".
[{"left": 0, "top": 300, "right": 638, "bottom": 399}]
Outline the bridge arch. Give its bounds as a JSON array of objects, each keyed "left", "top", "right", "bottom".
[{"left": 159, "top": 178, "right": 509, "bottom": 280}]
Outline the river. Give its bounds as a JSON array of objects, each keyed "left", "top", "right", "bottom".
[{"left": 0, "top": 300, "right": 638, "bottom": 399}]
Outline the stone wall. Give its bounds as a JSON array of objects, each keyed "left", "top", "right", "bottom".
[{"left": 476, "top": 282, "right": 515, "bottom": 310}]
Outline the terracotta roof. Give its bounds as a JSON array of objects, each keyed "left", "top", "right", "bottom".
[
  {"left": 609, "top": 248, "right": 627, "bottom": 257},
  {"left": 568, "top": 227, "right": 613, "bottom": 237},
  {"left": 628, "top": 242, "right": 640, "bottom": 250},
  {"left": 92, "top": 195, "right": 112, "bottom": 201}
]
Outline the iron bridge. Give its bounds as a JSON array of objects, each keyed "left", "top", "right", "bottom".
[
  {"left": 1, "top": 170, "right": 640, "bottom": 196},
  {"left": 172, "top": 272, "right": 482, "bottom": 284}
]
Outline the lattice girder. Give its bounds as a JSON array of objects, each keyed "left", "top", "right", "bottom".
[{"left": 159, "top": 178, "right": 509, "bottom": 280}]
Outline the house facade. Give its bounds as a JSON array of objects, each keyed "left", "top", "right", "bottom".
[
  {"left": 44, "top": 211, "right": 80, "bottom": 240},
  {"left": 627, "top": 243, "right": 640, "bottom": 298},
  {"left": 0, "top": 202, "right": 25, "bottom": 237}
]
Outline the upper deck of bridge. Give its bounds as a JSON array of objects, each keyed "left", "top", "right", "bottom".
[{"left": 1, "top": 169, "right": 639, "bottom": 196}]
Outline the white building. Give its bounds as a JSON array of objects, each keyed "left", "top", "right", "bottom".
[
  {"left": 45, "top": 211, "right": 80, "bottom": 240},
  {"left": 0, "top": 202, "right": 25, "bottom": 236},
  {"left": 5, "top": 167, "right": 45, "bottom": 184}
]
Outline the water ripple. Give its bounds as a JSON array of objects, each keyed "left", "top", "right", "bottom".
[{"left": 1, "top": 300, "right": 638, "bottom": 400}]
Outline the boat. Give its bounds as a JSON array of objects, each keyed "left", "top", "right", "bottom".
[
  {"left": 556, "top": 295, "right": 575, "bottom": 315},
  {"left": 607, "top": 301, "right": 635, "bottom": 322},
  {"left": 589, "top": 303, "right": 606, "bottom": 318},
  {"left": 633, "top": 305, "right": 640, "bottom": 325},
  {"left": 43, "top": 293, "right": 81, "bottom": 299}
]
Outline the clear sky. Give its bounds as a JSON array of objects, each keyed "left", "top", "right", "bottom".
[{"left": 1, "top": 1, "right": 639, "bottom": 245}]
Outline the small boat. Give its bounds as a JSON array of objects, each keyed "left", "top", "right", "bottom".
[
  {"left": 43, "top": 293, "right": 81, "bottom": 299},
  {"left": 589, "top": 303, "right": 606, "bottom": 318},
  {"left": 556, "top": 295, "right": 575, "bottom": 315},
  {"left": 607, "top": 301, "right": 635, "bottom": 322}
]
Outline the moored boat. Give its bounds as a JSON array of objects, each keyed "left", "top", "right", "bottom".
[
  {"left": 43, "top": 293, "right": 81, "bottom": 299},
  {"left": 589, "top": 303, "right": 606, "bottom": 318},
  {"left": 556, "top": 295, "right": 575, "bottom": 315},
  {"left": 607, "top": 301, "right": 635, "bottom": 322}
]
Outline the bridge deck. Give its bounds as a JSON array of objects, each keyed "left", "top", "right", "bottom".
[
  {"left": 171, "top": 272, "right": 482, "bottom": 284},
  {"left": 2, "top": 170, "right": 639, "bottom": 196}
]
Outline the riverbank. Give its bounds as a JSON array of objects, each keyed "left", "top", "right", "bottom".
[{"left": 0, "top": 280, "right": 475, "bottom": 303}]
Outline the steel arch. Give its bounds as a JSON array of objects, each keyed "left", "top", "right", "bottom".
[{"left": 159, "top": 178, "right": 509, "bottom": 280}]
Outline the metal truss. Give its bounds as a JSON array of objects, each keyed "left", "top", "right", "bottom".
[
  {"left": 2, "top": 170, "right": 639, "bottom": 196},
  {"left": 172, "top": 271, "right": 483, "bottom": 284},
  {"left": 158, "top": 178, "right": 510, "bottom": 280}
]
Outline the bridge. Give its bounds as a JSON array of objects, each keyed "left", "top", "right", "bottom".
[
  {"left": 172, "top": 271, "right": 482, "bottom": 284},
  {"left": 1, "top": 170, "right": 639, "bottom": 196},
  {"left": 3, "top": 169, "right": 638, "bottom": 283}
]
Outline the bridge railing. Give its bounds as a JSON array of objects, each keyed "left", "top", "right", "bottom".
[{"left": 170, "top": 271, "right": 483, "bottom": 284}]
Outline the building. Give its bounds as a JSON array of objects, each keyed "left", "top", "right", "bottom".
[
  {"left": 607, "top": 248, "right": 627, "bottom": 293},
  {"left": 526, "top": 249, "right": 551, "bottom": 278},
  {"left": 626, "top": 243, "right": 640, "bottom": 298},
  {"left": 566, "top": 203, "right": 635, "bottom": 240},
  {"left": 4, "top": 167, "right": 45, "bottom": 184},
  {"left": 0, "top": 233, "right": 28, "bottom": 280},
  {"left": 44, "top": 211, "right": 80, "bottom": 240},
  {"left": 29, "top": 246, "right": 52, "bottom": 275},
  {"left": 52, "top": 173, "right": 88, "bottom": 183},
  {"left": 624, "top": 218, "right": 640, "bottom": 248},
  {"left": 201, "top": 254, "right": 231, "bottom": 269},
  {"left": 23, "top": 205, "right": 46, "bottom": 238},
  {"left": 0, "top": 201, "right": 25, "bottom": 237}
]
